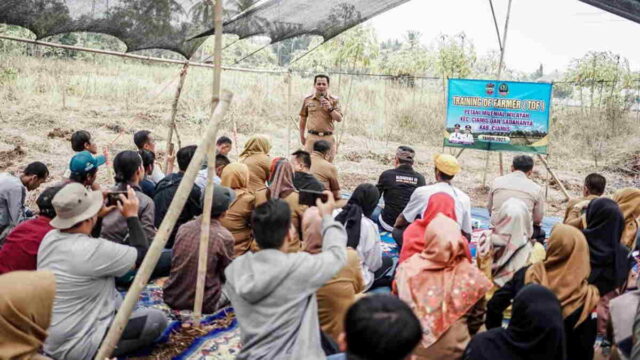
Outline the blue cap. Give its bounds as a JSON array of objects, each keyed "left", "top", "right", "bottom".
[{"left": 69, "top": 151, "right": 106, "bottom": 174}]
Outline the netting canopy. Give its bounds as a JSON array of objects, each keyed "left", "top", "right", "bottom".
[
  {"left": 0, "top": 0, "right": 410, "bottom": 59},
  {"left": 205, "top": 0, "right": 411, "bottom": 43},
  {"left": 579, "top": 0, "right": 640, "bottom": 24}
]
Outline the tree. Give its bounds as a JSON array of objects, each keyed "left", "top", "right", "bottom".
[
  {"left": 434, "top": 33, "right": 476, "bottom": 79},
  {"left": 377, "top": 30, "right": 432, "bottom": 77}
]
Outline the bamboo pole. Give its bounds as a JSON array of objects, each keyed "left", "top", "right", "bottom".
[
  {"left": 0, "top": 34, "right": 286, "bottom": 74},
  {"left": 537, "top": 154, "right": 570, "bottom": 201},
  {"left": 287, "top": 70, "right": 292, "bottom": 154},
  {"left": 94, "top": 90, "right": 233, "bottom": 360},
  {"left": 194, "top": 0, "right": 224, "bottom": 326},
  {"left": 164, "top": 62, "right": 190, "bottom": 173}
]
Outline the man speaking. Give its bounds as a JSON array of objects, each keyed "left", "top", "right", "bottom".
[{"left": 299, "top": 75, "right": 343, "bottom": 162}]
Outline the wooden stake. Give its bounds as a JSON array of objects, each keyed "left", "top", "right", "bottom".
[
  {"left": 537, "top": 154, "right": 570, "bottom": 201},
  {"left": 482, "top": 151, "right": 491, "bottom": 187},
  {"left": 94, "top": 90, "right": 233, "bottom": 360},
  {"left": 287, "top": 70, "right": 292, "bottom": 155},
  {"left": 164, "top": 62, "right": 190, "bottom": 173},
  {"left": 499, "top": 153, "right": 504, "bottom": 176},
  {"left": 194, "top": 0, "right": 225, "bottom": 326}
]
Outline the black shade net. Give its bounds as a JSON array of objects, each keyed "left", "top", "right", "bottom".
[
  {"left": 579, "top": 0, "right": 640, "bottom": 24},
  {"left": 0, "top": 0, "right": 410, "bottom": 59}
]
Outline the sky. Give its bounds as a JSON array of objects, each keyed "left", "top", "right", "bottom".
[{"left": 370, "top": 0, "right": 640, "bottom": 74}]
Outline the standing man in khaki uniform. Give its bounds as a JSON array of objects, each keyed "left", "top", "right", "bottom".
[{"left": 299, "top": 74, "right": 343, "bottom": 162}]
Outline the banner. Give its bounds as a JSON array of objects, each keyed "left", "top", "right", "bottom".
[{"left": 444, "top": 79, "right": 552, "bottom": 154}]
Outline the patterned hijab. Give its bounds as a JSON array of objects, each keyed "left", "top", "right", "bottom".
[
  {"left": 221, "top": 163, "right": 250, "bottom": 198},
  {"left": 526, "top": 224, "right": 600, "bottom": 327},
  {"left": 0, "top": 271, "right": 56, "bottom": 359},
  {"left": 239, "top": 135, "right": 271, "bottom": 160},
  {"left": 269, "top": 159, "right": 296, "bottom": 199},
  {"left": 395, "top": 214, "right": 492, "bottom": 349},
  {"left": 612, "top": 188, "right": 640, "bottom": 248},
  {"left": 491, "top": 198, "right": 534, "bottom": 287}
]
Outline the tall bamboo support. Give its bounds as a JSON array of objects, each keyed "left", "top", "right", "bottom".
[
  {"left": 94, "top": 90, "right": 233, "bottom": 360},
  {"left": 194, "top": 0, "right": 225, "bottom": 326},
  {"left": 164, "top": 62, "right": 190, "bottom": 172}
]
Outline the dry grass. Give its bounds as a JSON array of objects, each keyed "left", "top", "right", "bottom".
[{"left": 1, "top": 53, "right": 639, "bottom": 216}]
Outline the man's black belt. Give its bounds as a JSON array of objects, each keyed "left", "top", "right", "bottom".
[{"left": 308, "top": 130, "right": 333, "bottom": 136}]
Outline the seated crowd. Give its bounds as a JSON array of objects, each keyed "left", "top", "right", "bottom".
[{"left": 3, "top": 129, "right": 640, "bottom": 360}]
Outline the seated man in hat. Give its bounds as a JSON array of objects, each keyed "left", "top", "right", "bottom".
[
  {"left": 37, "top": 183, "right": 167, "bottom": 359},
  {"left": 67, "top": 150, "right": 105, "bottom": 190},
  {"left": 393, "top": 153, "right": 472, "bottom": 244},
  {"left": 375, "top": 146, "right": 425, "bottom": 233},
  {"left": 164, "top": 186, "right": 236, "bottom": 313}
]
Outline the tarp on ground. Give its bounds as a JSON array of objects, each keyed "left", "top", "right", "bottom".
[{"left": 0, "top": 0, "right": 410, "bottom": 58}]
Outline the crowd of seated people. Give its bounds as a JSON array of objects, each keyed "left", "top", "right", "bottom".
[{"left": 4, "top": 127, "right": 640, "bottom": 360}]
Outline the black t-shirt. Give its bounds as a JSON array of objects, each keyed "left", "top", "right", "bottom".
[
  {"left": 376, "top": 165, "right": 426, "bottom": 227},
  {"left": 293, "top": 171, "right": 324, "bottom": 192}
]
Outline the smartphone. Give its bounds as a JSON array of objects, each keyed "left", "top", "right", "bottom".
[
  {"left": 106, "top": 191, "right": 127, "bottom": 207},
  {"left": 299, "top": 189, "right": 328, "bottom": 206}
]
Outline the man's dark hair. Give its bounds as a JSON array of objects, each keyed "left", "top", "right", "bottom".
[
  {"left": 291, "top": 150, "right": 312, "bottom": 169},
  {"left": 114, "top": 150, "right": 142, "bottom": 184},
  {"left": 138, "top": 149, "right": 155, "bottom": 170},
  {"left": 37, "top": 185, "right": 63, "bottom": 218},
  {"left": 216, "top": 136, "right": 232, "bottom": 146},
  {"left": 585, "top": 173, "right": 606, "bottom": 196},
  {"left": 177, "top": 145, "right": 197, "bottom": 172},
  {"left": 435, "top": 168, "right": 454, "bottom": 181},
  {"left": 313, "top": 140, "right": 331, "bottom": 155},
  {"left": 215, "top": 154, "right": 231, "bottom": 168},
  {"left": 512, "top": 155, "right": 534, "bottom": 173},
  {"left": 396, "top": 146, "right": 415, "bottom": 166},
  {"left": 252, "top": 199, "right": 291, "bottom": 250},
  {"left": 314, "top": 74, "right": 330, "bottom": 85},
  {"left": 133, "top": 130, "right": 152, "bottom": 150},
  {"left": 344, "top": 294, "right": 422, "bottom": 360},
  {"left": 69, "top": 167, "right": 98, "bottom": 184},
  {"left": 24, "top": 162, "right": 49, "bottom": 179},
  {"left": 71, "top": 130, "right": 92, "bottom": 152}
]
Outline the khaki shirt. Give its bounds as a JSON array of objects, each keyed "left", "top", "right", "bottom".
[
  {"left": 220, "top": 191, "right": 256, "bottom": 257},
  {"left": 310, "top": 152, "right": 340, "bottom": 199},
  {"left": 299, "top": 94, "right": 341, "bottom": 133},
  {"left": 241, "top": 153, "right": 271, "bottom": 192},
  {"left": 563, "top": 195, "right": 599, "bottom": 224},
  {"left": 488, "top": 171, "right": 544, "bottom": 226}
]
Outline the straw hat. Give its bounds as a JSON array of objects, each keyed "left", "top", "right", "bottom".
[
  {"left": 50, "top": 183, "right": 103, "bottom": 229},
  {"left": 433, "top": 153, "right": 461, "bottom": 176}
]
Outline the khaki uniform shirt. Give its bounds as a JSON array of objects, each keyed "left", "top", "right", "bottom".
[
  {"left": 310, "top": 152, "right": 340, "bottom": 199},
  {"left": 299, "top": 94, "right": 341, "bottom": 133},
  {"left": 563, "top": 195, "right": 599, "bottom": 225},
  {"left": 488, "top": 171, "right": 544, "bottom": 226},
  {"left": 241, "top": 153, "right": 271, "bottom": 192},
  {"left": 254, "top": 189, "right": 305, "bottom": 253},
  {"left": 220, "top": 191, "right": 256, "bottom": 257}
]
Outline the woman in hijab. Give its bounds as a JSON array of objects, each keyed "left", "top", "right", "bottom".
[
  {"left": 0, "top": 270, "right": 56, "bottom": 360},
  {"left": 476, "top": 198, "right": 545, "bottom": 288},
  {"left": 395, "top": 214, "right": 492, "bottom": 360},
  {"left": 399, "top": 192, "right": 457, "bottom": 264},
  {"left": 464, "top": 284, "right": 566, "bottom": 360},
  {"left": 335, "top": 183, "right": 388, "bottom": 291},
  {"left": 266, "top": 158, "right": 304, "bottom": 252},
  {"left": 219, "top": 163, "right": 256, "bottom": 257},
  {"left": 486, "top": 224, "right": 600, "bottom": 360},
  {"left": 613, "top": 188, "right": 640, "bottom": 249},
  {"left": 583, "top": 197, "right": 632, "bottom": 337},
  {"left": 239, "top": 135, "right": 272, "bottom": 192}
]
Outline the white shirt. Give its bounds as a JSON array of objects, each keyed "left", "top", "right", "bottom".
[
  {"left": 402, "top": 182, "right": 473, "bottom": 234},
  {"left": 195, "top": 168, "right": 222, "bottom": 192},
  {"left": 149, "top": 164, "right": 165, "bottom": 184},
  {"left": 448, "top": 132, "right": 465, "bottom": 143}
]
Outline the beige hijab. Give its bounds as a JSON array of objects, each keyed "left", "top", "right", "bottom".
[
  {"left": 0, "top": 271, "right": 56, "bottom": 360},
  {"left": 525, "top": 224, "right": 600, "bottom": 327},
  {"left": 612, "top": 188, "right": 640, "bottom": 248},
  {"left": 491, "top": 198, "right": 534, "bottom": 287},
  {"left": 239, "top": 135, "right": 271, "bottom": 160}
]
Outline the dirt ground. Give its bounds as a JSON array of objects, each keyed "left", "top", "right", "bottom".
[{"left": 1, "top": 96, "right": 639, "bottom": 217}]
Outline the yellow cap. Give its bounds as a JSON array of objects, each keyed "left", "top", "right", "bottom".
[{"left": 433, "top": 153, "right": 461, "bottom": 176}]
